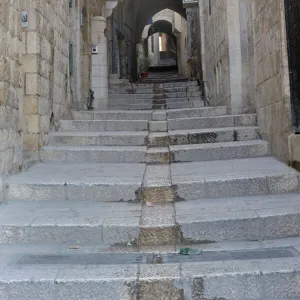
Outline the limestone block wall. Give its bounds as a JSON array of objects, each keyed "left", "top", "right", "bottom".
[
  {"left": 248, "top": 0, "right": 292, "bottom": 162},
  {"left": 81, "top": 3, "right": 92, "bottom": 109},
  {"left": 200, "top": 0, "right": 231, "bottom": 107},
  {"left": 173, "top": 12, "right": 189, "bottom": 78},
  {"left": 0, "top": 1, "right": 24, "bottom": 179},
  {"left": 21, "top": 0, "right": 81, "bottom": 160}
]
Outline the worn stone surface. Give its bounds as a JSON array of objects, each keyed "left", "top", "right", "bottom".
[
  {"left": 5, "top": 163, "right": 145, "bottom": 202},
  {"left": 171, "top": 157, "right": 299, "bottom": 200},
  {"left": 0, "top": 1, "right": 23, "bottom": 178}
]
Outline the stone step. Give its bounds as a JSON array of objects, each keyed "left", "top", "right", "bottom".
[
  {"left": 109, "top": 85, "right": 200, "bottom": 94},
  {"left": 49, "top": 131, "right": 148, "bottom": 146},
  {"left": 108, "top": 93, "right": 154, "bottom": 99},
  {"left": 2, "top": 194, "right": 300, "bottom": 245},
  {"left": 0, "top": 201, "right": 141, "bottom": 244},
  {"left": 40, "top": 140, "right": 270, "bottom": 164},
  {"left": 1, "top": 251, "right": 299, "bottom": 300},
  {"left": 71, "top": 107, "right": 226, "bottom": 121},
  {"left": 163, "top": 85, "right": 200, "bottom": 93},
  {"left": 108, "top": 98, "right": 153, "bottom": 105},
  {"left": 164, "top": 91, "right": 201, "bottom": 98},
  {"left": 5, "top": 162, "right": 145, "bottom": 202},
  {"left": 177, "top": 193, "right": 300, "bottom": 242},
  {"left": 166, "top": 102, "right": 202, "bottom": 109},
  {"left": 154, "top": 103, "right": 192, "bottom": 110},
  {"left": 141, "top": 79, "right": 187, "bottom": 83},
  {"left": 7, "top": 158, "right": 297, "bottom": 203},
  {"left": 72, "top": 110, "right": 152, "bottom": 121},
  {"left": 170, "top": 140, "right": 270, "bottom": 162},
  {"left": 109, "top": 88, "right": 154, "bottom": 94},
  {"left": 59, "top": 120, "right": 148, "bottom": 132},
  {"left": 148, "top": 126, "right": 261, "bottom": 146},
  {"left": 107, "top": 97, "right": 201, "bottom": 104},
  {"left": 168, "top": 114, "right": 257, "bottom": 130},
  {"left": 172, "top": 157, "right": 299, "bottom": 200},
  {"left": 108, "top": 104, "right": 153, "bottom": 110},
  {"left": 166, "top": 106, "right": 227, "bottom": 119},
  {"left": 40, "top": 145, "right": 148, "bottom": 163},
  {"left": 163, "top": 81, "right": 198, "bottom": 88},
  {"left": 108, "top": 91, "right": 200, "bottom": 99},
  {"left": 108, "top": 102, "right": 201, "bottom": 110}
]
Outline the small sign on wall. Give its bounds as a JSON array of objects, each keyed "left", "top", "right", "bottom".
[
  {"left": 91, "top": 45, "right": 98, "bottom": 54},
  {"left": 21, "top": 11, "right": 28, "bottom": 28},
  {"left": 182, "top": 0, "right": 198, "bottom": 8}
]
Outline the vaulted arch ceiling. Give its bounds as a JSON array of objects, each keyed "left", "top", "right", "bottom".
[
  {"left": 147, "top": 20, "right": 177, "bottom": 45},
  {"left": 134, "top": 0, "right": 186, "bottom": 38}
]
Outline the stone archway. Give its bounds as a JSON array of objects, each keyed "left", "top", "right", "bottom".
[{"left": 134, "top": 0, "right": 186, "bottom": 40}]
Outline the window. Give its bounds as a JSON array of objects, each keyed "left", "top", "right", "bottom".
[{"left": 209, "top": 0, "right": 212, "bottom": 15}]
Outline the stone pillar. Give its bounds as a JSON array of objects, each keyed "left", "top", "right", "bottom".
[
  {"left": 226, "top": 0, "right": 243, "bottom": 114},
  {"left": 91, "top": 16, "right": 108, "bottom": 110},
  {"left": 137, "top": 42, "right": 145, "bottom": 74},
  {"left": 186, "top": 7, "right": 201, "bottom": 80},
  {"left": 119, "top": 39, "right": 126, "bottom": 79}
]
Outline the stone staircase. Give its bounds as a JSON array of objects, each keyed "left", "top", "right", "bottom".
[
  {"left": 1, "top": 79, "right": 300, "bottom": 299},
  {"left": 108, "top": 80, "right": 203, "bottom": 110}
]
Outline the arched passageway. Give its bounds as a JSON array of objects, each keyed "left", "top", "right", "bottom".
[
  {"left": 137, "top": 9, "right": 190, "bottom": 78},
  {"left": 133, "top": 0, "right": 186, "bottom": 39}
]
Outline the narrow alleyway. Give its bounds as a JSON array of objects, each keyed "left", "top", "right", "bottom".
[{"left": 1, "top": 71, "right": 300, "bottom": 298}]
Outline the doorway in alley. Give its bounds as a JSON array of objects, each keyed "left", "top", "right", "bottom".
[{"left": 285, "top": 0, "right": 300, "bottom": 131}]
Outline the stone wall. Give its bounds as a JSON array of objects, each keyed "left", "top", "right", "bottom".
[
  {"left": 199, "top": 0, "right": 252, "bottom": 113},
  {"left": 248, "top": 0, "right": 292, "bottom": 162},
  {"left": 200, "top": 0, "right": 231, "bottom": 108},
  {"left": 0, "top": 1, "right": 24, "bottom": 184},
  {"left": 173, "top": 12, "right": 190, "bottom": 78},
  {"left": 21, "top": 0, "right": 78, "bottom": 160}
]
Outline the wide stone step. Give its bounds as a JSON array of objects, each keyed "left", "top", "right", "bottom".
[
  {"left": 0, "top": 201, "right": 141, "bottom": 244},
  {"left": 172, "top": 157, "right": 299, "bottom": 200},
  {"left": 108, "top": 93, "right": 154, "bottom": 99},
  {"left": 163, "top": 81, "right": 198, "bottom": 88},
  {"left": 49, "top": 131, "right": 148, "bottom": 146},
  {"left": 109, "top": 88, "right": 154, "bottom": 94},
  {"left": 0, "top": 248, "right": 299, "bottom": 300},
  {"left": 108, "top": 104, "right": 153, "bottom": 110},
  {"left": 5, "top": 163, "right": 145, "bottom": 201},
  {"left": 72, "top": 110, "right": 152, "bottom": 120},
  {"left": 164, "top": 91, "right": 201, "bottom": 98},
  {"left": 163, "top": 85, "right": 200, "bottom": 93},
  {"left": 148, "top": 127, "right": 261, "bottom": 146},
  {"left": 170, "top": 140, "right": 270, "bottom": 162},
  {"left": 2, "top": 195, "right": 300, "bottom": 245},
  {"left": 165, "top": 102, "right": 197, "bottom": 109},
  {"left": 107, "top": 97, "right": 201, "bottom": 104},
  {"left": 40, "top": 145, "right": 148, "bottom": 163},
  {"left": 177, "top": 193, "right": 300, "bottom": 242},
  {"left": 167, "top": 106, "right": 227, "bottom": 118},
  {"left": 41, "top": 141, "right": 270, "bottom": 164},
  {"left": 108, "top": 98, "right": 153, "bottom": 104},
  {"left": 168, "top": 114, "right": 257, "bottom": 130},
  {"left": 59, "top": 120, "right": 148, "bottom": 132}
]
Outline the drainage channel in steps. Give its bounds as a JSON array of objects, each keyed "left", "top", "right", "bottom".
[{"left": 16, "top": 247, "right": 299, "bottom": 266}]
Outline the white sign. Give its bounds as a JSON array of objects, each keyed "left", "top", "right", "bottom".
[
  {"left": 182, "top": 0, "right": 198, "bottom": 8},
  {"left": 21, "top": 11, "right": 28, "bottom": 28}
]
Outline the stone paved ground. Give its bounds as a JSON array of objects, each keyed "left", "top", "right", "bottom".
[{"left": 1, "top": 76, "right": 300, "bottom": 299}]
